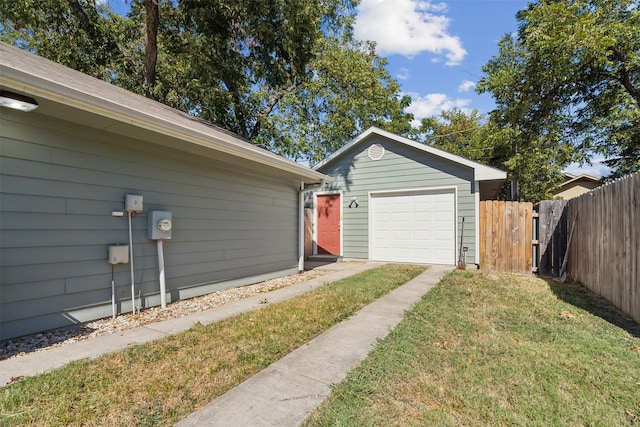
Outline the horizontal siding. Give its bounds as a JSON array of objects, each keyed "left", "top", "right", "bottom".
[
  {"left": 1, "top": 112, "right": 301, "bottom": 340},
  {"left": 318, "top": 135, "right": 477, "bottom": 263}
]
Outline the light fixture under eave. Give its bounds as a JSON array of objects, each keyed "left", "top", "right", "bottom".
[{"left": 0, "top": 90, "right": 39, "bottom": 112}]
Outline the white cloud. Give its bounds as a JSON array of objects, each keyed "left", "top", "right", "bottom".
[
  {"left": 564, "top": 156, "right": 611, "bottom": 178},
  {"left": 396, "top": 67, "right": 410, "bottom": 80},
  {"left": 406, "top": 92, "right": 471, "bottom": 126},
  {"left": 355, "top": 0, "right": 466, "bottom": 65},
  {"left": 458, "top": 79, "right": 476, "bottom": 93}
]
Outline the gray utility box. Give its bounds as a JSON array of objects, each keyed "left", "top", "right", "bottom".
[
  {"left": 125, "top": 194, "right": 143, "bottom": 213},
  {"left": 148, "top": 211, "right": 172, "bottom": 240}
]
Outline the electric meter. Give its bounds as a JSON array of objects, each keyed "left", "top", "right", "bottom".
[
  {"left": 148, "top": 211, "right": 172, "bottom": 240},
  {"left": 157, "top": 218, "right": 172, "bottom": 232}
]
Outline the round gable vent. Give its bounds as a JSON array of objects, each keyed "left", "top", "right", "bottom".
[{"left": 368, "top": 144, "right": 385, "bottom": 161}]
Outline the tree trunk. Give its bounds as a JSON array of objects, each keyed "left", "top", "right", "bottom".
[{"left": 144, "top": 0, "right": 159, "bottom": 92}]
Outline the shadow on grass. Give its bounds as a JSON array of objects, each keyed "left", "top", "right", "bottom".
[{"left": 544, "top": 278, "right": 640, "bottom": 339}]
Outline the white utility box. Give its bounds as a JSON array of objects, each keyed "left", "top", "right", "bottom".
[
  {"left": 108, "top": 245, "right": 129, "bottom": 264},
  {"left": 125, "top": 194, "right": 143, "bottom": 213}
]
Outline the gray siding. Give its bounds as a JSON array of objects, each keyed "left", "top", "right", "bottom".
[
  {"left": 317, "top": 135, "right": 477, "bottom": 263},
  {"left": 1, "top": 111, "right": 300, "bottom": 340}
]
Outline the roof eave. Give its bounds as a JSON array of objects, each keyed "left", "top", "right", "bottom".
[{"left": 0, "top": 45, "right": 331, "bottom": 185}]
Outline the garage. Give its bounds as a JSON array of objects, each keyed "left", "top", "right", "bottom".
[
  {"left": 312, "top": 127, "right": 507, "bottom": 265},
  {"left": 370, "top": 189, "right": 456, "bottom": 264}
]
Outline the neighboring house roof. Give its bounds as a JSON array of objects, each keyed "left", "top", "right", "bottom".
[
  {"left": 314, "top": 127, "right": 507, "bottom": 181},
  {"left": 0, "top": 42, "right": 329, "bottom": 185},
  {"left": 560, "top": 173, "right": 602, "bottom": 187},
  {"left": 553, "top": 173, "right": 602, "bottom": 199}
]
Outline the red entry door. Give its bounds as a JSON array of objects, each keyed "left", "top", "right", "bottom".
[{"left": 317, "top": 194, "right": 341, "bottom": 255}]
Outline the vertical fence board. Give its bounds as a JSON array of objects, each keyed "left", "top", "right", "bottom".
[
  {"left": 496, "top": 201, "right": 506, "bottom": 271},
  {"left": 504, "top": 202, "right": 520, "bottom": 271},
  {"left": 479, "top": 201, "right": 486, "bottom": 270},
  {"left": 485, "top": 201, "right": 495, "bottom": 270},
  {"left": 537, "top": 202, "right": 552, "bottom": 276},
  {"left": 524, "top": 203, "right": 533, "bottom": 273}
]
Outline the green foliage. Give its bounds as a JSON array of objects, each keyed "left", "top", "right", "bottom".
[
  {"left": 0, "top": 0, "right": 412, "bottom": 163},
  {"left": 418, "top": 109, "right": 506, "bottom": 163},
  {"left": 0, "top": 0, "right": 121, "bottom": 79},
  {"left": 478, "top": 0, "right": 640, "bottom": 179},
  {"left": 417, "top": 109, "right": 564, "bottom": 202},
  {"left": 262, "top": 37, "right": 414, "bottom": 164}
]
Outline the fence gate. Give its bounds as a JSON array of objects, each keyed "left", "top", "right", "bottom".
[
  {"left": 479, "top": 201, "right": 533, "bottom": 273},
  {"left": 535, "top": 200, "right": 568, "bottom": 277}
]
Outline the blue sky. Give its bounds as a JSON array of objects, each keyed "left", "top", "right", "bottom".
[
  {"left": 353, "top": 0, "right": 609, "bottom": 177},
  {"left": 355, "top": 0, "right": 525, "bottom": 122},
  {"left": 104, "top": 0, "right": 607, "bottom": 177}
]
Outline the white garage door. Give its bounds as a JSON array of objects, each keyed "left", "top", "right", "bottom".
[{"left": 370, "top": 189, "right": 456, "bottom": 264}]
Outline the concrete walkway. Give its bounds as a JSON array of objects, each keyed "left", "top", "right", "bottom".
[
  {"left": 176, "top": 264, "right": 451, "bottom": 427},
  {"left": 0, "top": 262, "right": 382, "bottom": 386},
  {"left": 1, "top": 262, "right": 451, "bottom": 427}
]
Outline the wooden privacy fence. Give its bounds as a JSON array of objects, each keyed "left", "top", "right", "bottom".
[
  {"left": 479, "top": 201, "right": 533, "bottom": 273},
  {"left": 480, "top": 172, "right": 639, "bottom": 324},
  {"left": 566, "top": 172, "right": 639, "bottom": 324}
]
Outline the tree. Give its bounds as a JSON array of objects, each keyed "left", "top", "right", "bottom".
[
  {"left": 417, "top": 108, "right": 565, "bottom": 202},
  {"left": 418, "top": 109, "right": 502, "bottom": 162},
  {"left": 261, "top": 38, "right": 414, "bottom": 164},
  {"left": 477, "top": 0, "right": 640, "bottom": 179},
  {"left": 0, "top": 0, "right": 121, "bottom": 80},
  {"left": 1, "top": 0, "right": 412, "bottom": 162}
]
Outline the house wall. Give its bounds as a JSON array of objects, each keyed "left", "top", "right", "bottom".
[
  {"left": 317, "top": 135, "right": 477, "bottom": 263},
  {"left": 555, "top": 181, "right": 601, "bottom": 200},
  {"left": 0, "top": 110, "right": 300, "bottom": 340}
]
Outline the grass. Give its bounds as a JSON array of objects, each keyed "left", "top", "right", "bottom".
[
  {"left": 304, "top": 270, "right": 640, "bottom": 426},
  {"left": 0, "top": 264, "right": 425, "bottom": 426}
]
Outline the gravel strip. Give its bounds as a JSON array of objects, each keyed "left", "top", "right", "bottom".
[{"left": 0, "top": 269, "right": 328, "bottom": 361}]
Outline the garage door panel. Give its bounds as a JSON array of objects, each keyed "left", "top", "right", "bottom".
[
  {"left": 371, "top": 190, "right": 455, "bottom": 264},
  {"left": 434, "top": 229, "right": 452, "bottom": 240},
  {"left": 393, "top": 230, "right": 412, "bottom": 240},
  {"left": 393, "top": 212, "right": 411, "bottom": 222}
]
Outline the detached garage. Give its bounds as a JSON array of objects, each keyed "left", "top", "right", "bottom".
[{"left": 312, "top": 128, "right": 507, "bottom": 265}]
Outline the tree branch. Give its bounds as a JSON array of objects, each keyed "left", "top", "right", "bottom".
[
  {"left": 262, "top": 82, "right": 302, "bottom": 117},
  {"left": 609, "top": 45, "right": 640, "bottom": 107},
  {"left": 244, "top": 81, "right": 302, "bottom": 140},
  {"left": 65, "top": 0, "right": 119, "bottom": 56}
]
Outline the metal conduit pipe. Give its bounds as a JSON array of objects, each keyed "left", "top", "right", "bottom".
[
  {"left": 157, "top": 240, "right": 166, "bottom": 308},
  {"left": 128, "top": 211, "right": 136, "bottom": 314}
]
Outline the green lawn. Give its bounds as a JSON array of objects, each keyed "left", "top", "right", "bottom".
[
  {"left": 305, "top": 271, "right": 640, "bottom": 426},
  {"left": 0, "top": 264, "right": 426, "bottom": 426}
]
